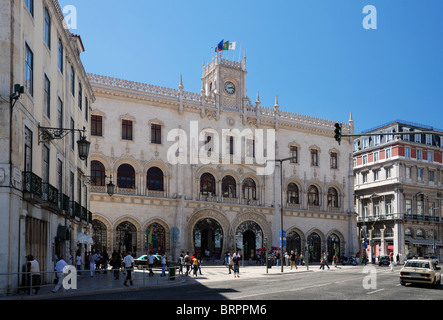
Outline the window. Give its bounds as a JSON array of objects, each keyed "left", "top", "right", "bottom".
[
  {"left": 25, "top": 0, "right": 34, "bottom": 16},
  {"left": 386, "top": 129, "right": 393, "bottom": 142},
  {"left": 91, "top": 115, "right": 103, "bottom": 136},
  {"left": 386, "top": 167, "right": 391, "bottom": 179},
  {"left": 426, "top": 134, "right": 432, "bottom": 145},
  {"left": 416, "top": 229, "right": 424, "bottom": 238},
  {"left": 385, "top": 148, "right": 391, "bottom": 159},
  {"left": 373, "top": 170, "right": 379, "bottom": 181},
  {"left": 353, "top": 141, "right": 359, "bottom": 152},
  {"left": 91, "top": 161, "right": 105, "bottom": 186},
  {"left": 429, "top": 171, "right": 434, "bottom": 182},
  {"left": 417, "top": 149, "right": 422, "bottom": 160},
  {"left": 290, "top": 146, "right": 298, "bottom": 163},
  {"left": 24, "top": 127, "right": 33, "bottom": 172},
  {"left": 58, "top": 98, "right": 63, "bottom": 129},
  {"left": 70, "top": 67, "right": 75, "bottom": 96},
  {"left": 386, "top": 199, "right": 392, "bottom": 215},
  {"left": 246, "top": 138, "right": 255, "bottom": 158},
  {"left": 373, "top": 201, "right": 380, "bottom": 217},
  {"left": 117, "top": 164, "right": 135, "bottom": 189},
  {"left": 222, "top": 176, "right": 236, "bottom": 198},
  {"left": 70, "top": 118, "right": 74, "bottom": 150},
  {"left": 122, "top": 120, "right": 133, "bottom": 140},
  {"left": 405, "top": 147, "right": 411, "bottom": 158},
  {"left": 58, "top": 39, "right": 63, "bottom": 73},
  {"left": 42, "top": 145, "right": 50, "bottom": 183},
  {"left": 229, "top": 136, "right": 234, "bottom": 155},
  {"left": 415, "top": 134, "right": 421, "bottom": 143},
  {"left": 405, "top": 200, "right": 412, "bottom": 215},
  {"left": 363, "top": 137, "right": 369, "bottom": 149},
  {"left": 200, "top": 173, "right": 216, "bottom": 196},
  {"left": 85, "top": 98, "right": 88, "bottom": 121},
  {"left": 242, "top": 178, "right": 256, "bottom": 200},
  {"left": 405, "top": 228, "right": 412, "bottom": 237},
  {"left": 287, "top": 183, "right": 299, "bottom": 204},
  {"left": 57, "top": 160, "right": 63, "bottom": 202},
  {"left": 44, "top": 75, "right": 50, "bottom": 118},
  {"left": 78, "top": 82, "right": 82, "bottom": 110},
  {"left": 374, "top": 135, "right": 381, "bottom": 146},
  {"left": 373, "top": 151, "right": 379, "bottom": 162},
  {"left": 362, "top": 155, "right": 367, "bottom": 165},
  {"left": 311, "top": 149, "right": 319, "bottom": 166},
  {"left": 428, "top": 151, "right": 433, "bottom": 162},
  {"left": 147, "top": 167, "right": 164, "bottom": 191},
  {"left": 327, "top": 187, "right": 338, "bottom": 208},
  {"left": 330, "top": 152, "right": 338, "bottom": 169},
  {"left": 429, "top": 202, "right": 435, "bottom": 217},
  {"left": 402, "top": 128, "right": 410, "bottom": 141},
  {"left": 308, "top": 185, "right": 319, "bottom": 206},
  {"left": 25, "top": 44, "right": 33, "bottom": 96},
  {"left": 417, "top": 168, "right": 423, "bottom": 181},
  {"left": 417, "top": 196, "right": 423, "bottom": 215},
  {"left": 362, "top": 173, "right": 368, "bottom": 183},
  {"left": 406, "top": 167, "right": 411, "bottom": 179},
  {"left": 44, "top": 8, "right": 51, "bottom": 49},
  {"left": 70, "top": 171, "right": 75, "bottom": 202}
]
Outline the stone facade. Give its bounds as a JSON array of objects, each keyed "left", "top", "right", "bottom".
[{"left": 88, "top": 53, "right": 358, "bottom": 262}]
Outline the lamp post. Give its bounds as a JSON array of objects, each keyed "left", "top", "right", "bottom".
[
  {"left": 268, "top": 156, "right": 297, "bottom": 272},
  {"left": 83, "top": 174, "right": 115, "bottom": 197}
]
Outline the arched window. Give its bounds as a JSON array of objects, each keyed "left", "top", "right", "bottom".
[
  {"left": 117, "top": 164, "right": 135, "bottom": 189},
  {"left": 308, "top": 185, "right": 319, "bottom": 206},
  {"left": 91, "top": 160, "right": 105, "bottom": 186},
  {"left": 405, "top": 228, "right": 412, "bottom": 237},
  {"left": 200, "top": 173, "right": 216, "bottom": 196},
  {"left": 222, "top": 175, "right": 236, "bottom": 198},
  {"left": 327, "top": 187, "right": 339, "bottom": 208},
  {"left": 385, "top": 227, "right": 394, "bottom": 237},
  {"left": 416, "top": 229, "right": 424, "bottom": 238},
  {"left": 242, "top": 178, "right": 256, "bottom": 200},
  {"left": 147, "top": 167, "right": 164, "bottom": 191},
  {"left": 287, "top": 183, "right": 299, "bottom": 204},
  {"left": 92, "top": 219, "right": 107, "bottom": 252}
]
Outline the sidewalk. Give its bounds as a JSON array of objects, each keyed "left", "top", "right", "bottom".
[{"left": 0, "top": 262, "right": 361, "bottom": 300}]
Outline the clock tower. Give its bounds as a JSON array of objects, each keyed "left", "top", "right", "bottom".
[{"left": 201, "top": 51, "right": 248, "bottom": 117}]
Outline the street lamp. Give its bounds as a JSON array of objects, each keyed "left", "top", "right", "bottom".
[
  {"left": 38, "top": 125, "right": 91, "bottom": 160},
  {"left": 83, "top": 174, "right": 115, "bottom": 197},
  {"left": 268, "top": 156, "right": 297, "bottom": 272}
]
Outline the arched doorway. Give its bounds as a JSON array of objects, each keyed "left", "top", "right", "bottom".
[
  {"left": 193, "top": 218, "right": 223, "bottom": 259},
  {"left": 286, "top": 230, "right": 302, "bottom": 255},
  {"left": 236, "top": 221, "right": 263, "bottom": 260},
  {"left": 145, "top": 222, "right": 166, "bottom": 254},
  {"left": 327, "top": 233, "right": 341, "bottom": 262},
  {"left": 307, "top": 232, "right": 321, "bottom": 263},
  {"left": 92, "top": 219, "right": 107, "bottom": 252},
  {"left": 116, "top": 221, "right": 137, "bottom": 254}
]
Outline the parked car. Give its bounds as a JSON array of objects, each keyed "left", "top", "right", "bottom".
[
  {"left": 134, "top": 254, "right": 161, "bottom": 269},
  {"left": 378, "top": 255, "right": 390, "bottom": 266},
  {"left": 400, "top": 259, "right": 441, "bottom": 288}
]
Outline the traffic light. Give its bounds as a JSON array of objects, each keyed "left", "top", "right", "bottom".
[{"left": 334, "top": 123, "right": 342, "bottom": 145}]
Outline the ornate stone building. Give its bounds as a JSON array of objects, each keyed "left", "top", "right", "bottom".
[
  {"left": 353, "top": 121, "right": 443, "bottom": 262},
  {"left": 88, "top": 52, "right": 357, "bottom": 262},
  {"left": 0, "top": 0, "right": 94, "bottom": 292}
]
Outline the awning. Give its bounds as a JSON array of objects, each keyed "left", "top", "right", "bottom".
[
  {"left": 77, "top": 232, "right": 93, "bottom": 245},
  {"left": 405, "top": 238, "right": 443, "bottom": 247}
]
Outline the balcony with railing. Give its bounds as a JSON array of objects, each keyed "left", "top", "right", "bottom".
[
  {"left": 23, "top": 172, "right": 43, "bottom": 204},
  {"left": 357, "top": 213, "right": 441, "bottom": 223},
  {"left": 42, "top": 182, "right": 60, "bottom": 212}
]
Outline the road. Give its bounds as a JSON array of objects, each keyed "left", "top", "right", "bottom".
[{"left": 49, "top": 264, "right": 443, "bottom": 301}]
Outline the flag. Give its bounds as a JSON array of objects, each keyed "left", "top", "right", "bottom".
[
  {"left": 216, "top": 40, "right": 224, "bottom": 52},
  {"left": 215, "top": 40, "right": 236, "bottom": 52},
  {"left": 229, "top": 41, "right": 236, "bottom": 50}
]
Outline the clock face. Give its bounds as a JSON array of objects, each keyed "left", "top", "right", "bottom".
[{"left": 224, "top": 81, "right": 236, "bottom": 95}]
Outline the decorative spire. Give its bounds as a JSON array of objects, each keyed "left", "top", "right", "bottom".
[
  {"left": 179, "top": 74, "right": 184, "bottom": 90},
  {"left": 256, "top": 91, "right": 260, "bottom": 104},
  {"left": 274, "top": 95, "right": 279, "bottom": 109}
]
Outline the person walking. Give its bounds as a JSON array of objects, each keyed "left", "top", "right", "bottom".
[
  {"left": 192, "top": 254, "right": 199, "bottom": 277},
  {"left": 299, "top": 252, "right": 304, "bottom": 266},
  {"left": 26, "top": 254, "right": 41, "bottom": 295},
  {"left": 389, "top": 252, "right": 395, "bottom": 272},
  {"left": 110, "top": 251, "right": 122, "bottom": 280},
  {"left": 197, "top": 254, "right": 203, "bottom": 275},
  {"left": 160, "top": 252, "right": 167, "bottom": 277},
  {"left": 88, "top": 251, "right": 97, "bottom": 277},
  {"left": 178, "top": 252, "right": 184, "bottom": 275},
  {"left": 122, "top": 251, "right": 134, "bottom": 286},
  {"left": 75, "top": 251, "right": 82, "bottom": 275},
  {"left": 233, "top": 253, "right": 241, "bottom": 278},
  {"left": 320, "top": 251, "right": 330, "bottom": 270},
  {"left": 290, "top": 250, "right": 298, "bottom": 270},
  {"left": 184, "top": 252, "right": 191, "bottom": 276},
  {"left": 147, "top": 251, "right": 155, "bottom": 277},
  {"left": 52, "top": 255, "right": 67, "bottom": 293}
]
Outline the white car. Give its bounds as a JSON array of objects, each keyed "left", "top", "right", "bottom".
[{"left": 400, "top": 259, "right": 441, "bottom": 288}]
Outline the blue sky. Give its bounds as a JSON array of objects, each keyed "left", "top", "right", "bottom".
[{"left": 59, "top": 0, "right": 443, "bottom": 133}]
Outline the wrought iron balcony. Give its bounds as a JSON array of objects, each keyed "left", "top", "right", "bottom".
[
  {"left": 23, "top": 172, "right": 43, "bottom": 203},
  {"left": 42, "top": 182, "right": 59, "bottom": 210}
]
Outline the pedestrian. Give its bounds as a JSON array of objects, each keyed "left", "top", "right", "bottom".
[
  {"left": 228, "top": 253, "right": 233, "bottom": 274},
  {"left": 75, "top": 251, "right": 82, "bottom": 275},
  {"left": 184, "top": 252, "right": 191, "bottom": 276},
  {"left": 67, "top": 251, "right": 73, "bottom": 265},
  {"left": 285, "top": 252, "right": 289, "bottom": 267},
  {"left": 197, "top": 254, "right": 203, "bottom": 275},
  {"left": 290, "top": 250, "right": 297, "bottom": 270},
  {"left": 26, "top": 254, "right": 41, "bottom": 295},
  {"left": 192, "top": 254, "right": 199, "bottom": 277},
  {"left": 161, "top": 252, "right": 167, "bottom": 277},
  {"left": 389, "top": 252, "right": 394, "bottom": 272},
  {"left": 299, "top": 252, "right": 304, "bottom": 266},
  {"left": 110, "top": 251, "right": 121, "bottom": 280},
  {"left": 275, "top": 251, "right": 281, "bottom": 266},
  {"left": 147, "top": 251, "right": 155, "bottom": 277},
  {"left": 178, "top": 252, "right": 184, "bottom": 274},
  {"left": 320, "top": 251, "right": 330, "bottom": 270},
  {"left": 88, "top": 251, "right": 97, "bottom": 277},
  {"left": 52, "top": 255, "right": 67, "bottom": 293},
  {"left": 233, "top": 253, "right": 241, "bottom": 278},
  {"left": 122, "top": 251, "right": 134, "bottom": 286},
  {"left": 332, "top": 254, "right": 338, "bottom": 268}
]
